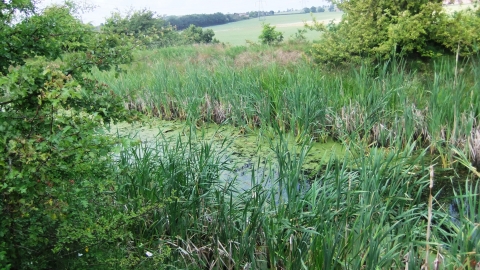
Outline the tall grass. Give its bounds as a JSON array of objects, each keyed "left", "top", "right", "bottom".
[
  {"left": 93, "top": 44, "right": 480, "bottom": 268},
  {"left": 93, "top": 45, "right": 480, "bottom": 167},
  {"left": 111, "top": 123, "right": 480, "bottom": 269}
]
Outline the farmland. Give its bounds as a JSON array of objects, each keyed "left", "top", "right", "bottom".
[
  {"left": 207, "top": 12, "right": 343, "bottom": 45},
  {"left": 206, "top": 3, "right": 476, "bottom": 46}
]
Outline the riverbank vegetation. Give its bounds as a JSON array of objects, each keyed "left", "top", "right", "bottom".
[{"left": 1, "top": 0, "right": 480, "bottom": 269}]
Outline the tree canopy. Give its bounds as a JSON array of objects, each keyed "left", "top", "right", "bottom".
[
  {"left": 259, "top": 23, "right": 284, "bottom": 45},
  {"left": 1, "top": 2, "right": 138, "bottom": 268},
  {"left": 103, "top": 9, "right": 218, "bottom": 47},
  {"left": 166, "top": 12, "right": 233, "bottom": 30},
  {"left": 308, "top": 0, "right": 480, "bottom": 64},
  {"left": 182, "top": 24, "right": 217, "bottom": 44}
]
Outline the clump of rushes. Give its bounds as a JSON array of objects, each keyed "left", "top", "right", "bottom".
[
  {"left": 93, "top": 45, "right": 479, "bottom": 167},
  {"left": 112, "top": 124, "right": 480, "bottom": 269},
  {"left": 96, "top": 44, "right": 480, "bottom": 269}
]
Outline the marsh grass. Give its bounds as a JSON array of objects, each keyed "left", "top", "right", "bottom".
[
  {"left": 111, "top": 122, "right": 479, "bottom": 269},
  {"left": 92, "top": 44, "right": 480, "bottom": 268},
  {"left": 93, "top": 46, "right": 480, "bottom": 167}
]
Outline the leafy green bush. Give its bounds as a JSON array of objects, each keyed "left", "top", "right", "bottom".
[
  {"left": 0, "top": 2, "right": 149, "bottom": 268},
  {"left": 103, "top": 9, "right": 183, "bottom": 48},
  {"left": 309, "top": 0, "right": 480, "bottom": 64},
  {"left": 182, "top": 24, "right": 218, "bottom": 44},
  {"left": 103, "top": 10, "right": 219, "bottom": 48},
  {"left": 259, "top": 23, "right": 284, "bottom": 45}
]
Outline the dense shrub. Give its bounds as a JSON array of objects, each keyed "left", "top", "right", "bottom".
[
  {"left": 0, "top": 2, "right": 151, "bottom": 268},
  {"left": 308, "top": 0, "right": 480, "bottom": 64},
  {"left": 103, "top": 9, "right": 183, "bottom": 48},
  {"left": 103, "top": 10, "right": 219, "bottom": 48},
  {"left": 182, "top": 24, "right": 218, "bottom": 44},
  {"left": 259, "top": 23, "right": 284, "bottom": 45}
]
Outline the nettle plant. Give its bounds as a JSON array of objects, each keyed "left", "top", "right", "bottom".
[{"left": 0, "top": 2, "right": 141, "bottom": 269}]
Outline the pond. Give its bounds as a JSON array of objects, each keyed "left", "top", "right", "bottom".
[
  {"left": 107, "top": 119, "right": 345, "bottom": 191},
  {"left": 107, "top": 119, "right": 475, "bottom": 211}
]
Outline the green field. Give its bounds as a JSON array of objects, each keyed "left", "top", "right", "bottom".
[
  {"left": 207, "top": 12, "right": 343, "bottom": 45},
  {"left": 207, "top": 4, "right": 475, "bottom": 46}
]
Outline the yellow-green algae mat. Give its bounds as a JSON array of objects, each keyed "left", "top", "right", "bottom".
[{"left": 107, "top": 119, "right": 345, "bottom": 188}]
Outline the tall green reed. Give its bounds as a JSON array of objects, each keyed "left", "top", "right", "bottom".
[
  {"left": 112, "top": 122, "right": 480, "bottom": 269},
  {"left": 93, "top": 45, "right": 480, "bottom": 268},
  {"left": 94, "top": 46, "right": 478, "bottom": 166}
]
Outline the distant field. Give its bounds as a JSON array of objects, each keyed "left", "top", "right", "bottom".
[
  {"left": 206, "top": 12, "right": 343, "bottom": 46},
  {"left": 207, "top": 4, "right": 477, "bottom": 46}
]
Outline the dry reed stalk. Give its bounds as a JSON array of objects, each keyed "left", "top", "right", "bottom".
[
  {"left": 423, "top": 165, "right": 434, "bottom": 270},
  {"left": 470, "top": 127, "right": 480, "bottom": 168},
  {"left": 454, "top": 42, "right": 460, "bottom": 89},
  {"left": 212, "top": 101, "right": 228, "bottom": 123}
]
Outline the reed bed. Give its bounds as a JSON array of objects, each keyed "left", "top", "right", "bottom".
[
  {"left": 92, "top": 44, "right": 480, "bottom": 268},
  {"left": 93, "top": 45, "right": 480, "bottom": 167},
  {"left": 113, "top": 127, "right": 479, "bottom": 269}
]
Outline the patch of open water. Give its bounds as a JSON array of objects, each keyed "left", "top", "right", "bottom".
[
  {"left": 106, "top": 120, "right": 344, "bottom": 192},
  {"left": 107, "top": 120, "right": 478, "bottom": 218}
]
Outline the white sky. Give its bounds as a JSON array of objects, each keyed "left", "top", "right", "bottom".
[{"left": 39, "top": 0, "right": 331, "bottom": 25}]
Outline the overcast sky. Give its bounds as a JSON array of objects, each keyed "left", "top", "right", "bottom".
[{"left": 39, "top": 0, "right": 331, "bottom": 25}]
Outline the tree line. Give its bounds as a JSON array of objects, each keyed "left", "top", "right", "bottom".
[
  {"left": 165, "top": 11, "right": 279, "bottom": 30},
  {"left": 166, "top": 12, "right": 240, "bottom": 30},
  {"left": 103, "top": 9, "right": 219, "bottom": 47},
  {"left": 303, "top": 4, "right": 337, "bottom": 13}
]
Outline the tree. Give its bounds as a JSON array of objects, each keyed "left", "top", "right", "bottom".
[
  {"left": 182, "top": 24, "right": 218, "bottom": 44},
  {"left": 311, "top": 6, "right": 317, "bottom": 13},
  {"left": 328, "top": 4, "right": 335, "bottom": 12},
  {"left": 103, "top": 9, "right": 168, "bottom": 36},
  {"left": 259, "top": 23, "right": 283, "bottom": 45},
  {"left": 166, "top": 12, "right": 230, "bottom": 30},
  {"left": 308, "top": 0, "right": 480, "bottom": 64},
  {"left": 317, "top": 6, "right": 326, "bottom": 12},
  {"left": 303, "top": 7, "right": 311, "bottom": 13},
  {"left": 1, "top": 2, "right": 139, "bottom": 268},
  {"left": 103, "top": 9, "right": 181, "bottom": 48}
]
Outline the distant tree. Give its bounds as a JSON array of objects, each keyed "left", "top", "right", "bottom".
[
  {"left": 310, "top": 6, "right": 317, "bottom": 13},
  {"left": 303, "top": 7, "right": 310, "bottom": 13},
  {"left": 269, "top": 10, "right": 275, "bottom": 15},
  {"left": 104, "top": 9, "right": 169, "bottom": 36},
  {"left": 182, "top": 24, "right": 217, "bottom": 44},
  {"left": 328, "top": 4, "right": 335, "bottom": 12},
  {"left": 104, "top": 9, "right": 180, "bottom": 48},
  {"left": 259, "top": 23, "right": 283, "bottom": 45},
  {"left": 317, "top": 6, "right": 325, "bottom": 12}
]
